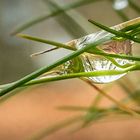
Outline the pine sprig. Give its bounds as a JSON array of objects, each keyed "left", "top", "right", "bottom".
[{"left": 1, "top": 19, "right": 140, "bottom": 100}]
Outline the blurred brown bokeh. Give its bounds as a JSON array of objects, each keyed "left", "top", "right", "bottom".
[{"left": 0, "top": 80, "right": 140, "bottom": 140}]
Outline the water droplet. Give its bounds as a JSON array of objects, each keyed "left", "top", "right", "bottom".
[
  {"left": 43, "top": 34, "right": 133, "bottom": 83},
  {"left": 41, "top": 19, "right": 139, "bottom": 83},
  {"left": 74, "top": 30, "right": 133, "bottom": 83}
]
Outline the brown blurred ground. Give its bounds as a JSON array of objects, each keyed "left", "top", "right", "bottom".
[{"left": 0, "top": 79, "right": 140, "bottom": 140}]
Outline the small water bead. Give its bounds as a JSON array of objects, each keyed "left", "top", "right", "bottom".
[{"left": 74, "top": 32, "right": 133, "bottom": 83}]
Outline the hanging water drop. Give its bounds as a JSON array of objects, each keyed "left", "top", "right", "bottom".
[
  {"left": 40, "top": 18, "right": 140, "bottom": 84},
  {"left": 74, "top": 35, "right": 133, "bottom": 83},
  {"left": 42, "top": 36, "right": 133, "bottom": 83}
]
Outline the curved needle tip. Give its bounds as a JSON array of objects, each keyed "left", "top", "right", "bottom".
[{"left": 30, "top": 47, "right": 58, "bottom": 57}]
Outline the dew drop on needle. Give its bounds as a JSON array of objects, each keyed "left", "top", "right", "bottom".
[
  {"left": 41, "top": 18, "right": 140, "bottom": 84},
  {"left": 75, "top": 32, "right": 133, "bottom": 83}
]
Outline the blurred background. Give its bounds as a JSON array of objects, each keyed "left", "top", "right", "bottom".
[{"left": 0, "top": 0, "right": 140, "bottom": 140}]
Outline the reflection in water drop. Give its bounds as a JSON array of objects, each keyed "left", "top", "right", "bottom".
[{"left": 73, "top": 30, "right": 133, "bottom": 83}]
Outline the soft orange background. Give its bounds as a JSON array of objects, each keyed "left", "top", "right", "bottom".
[{"left": 0, "top": 79, "right": 140, "bottom": 140}]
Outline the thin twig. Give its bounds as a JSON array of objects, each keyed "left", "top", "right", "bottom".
[{"left": 81, "top": 78, "right": 140, "bottom": 118}]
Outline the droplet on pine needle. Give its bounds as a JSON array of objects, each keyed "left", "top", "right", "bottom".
[
  {"left": 75, "top": 38, "right": 133, "bottom": 83},
  {"left": 40, "top": 18, "right": 140, "bottom": 83}
]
